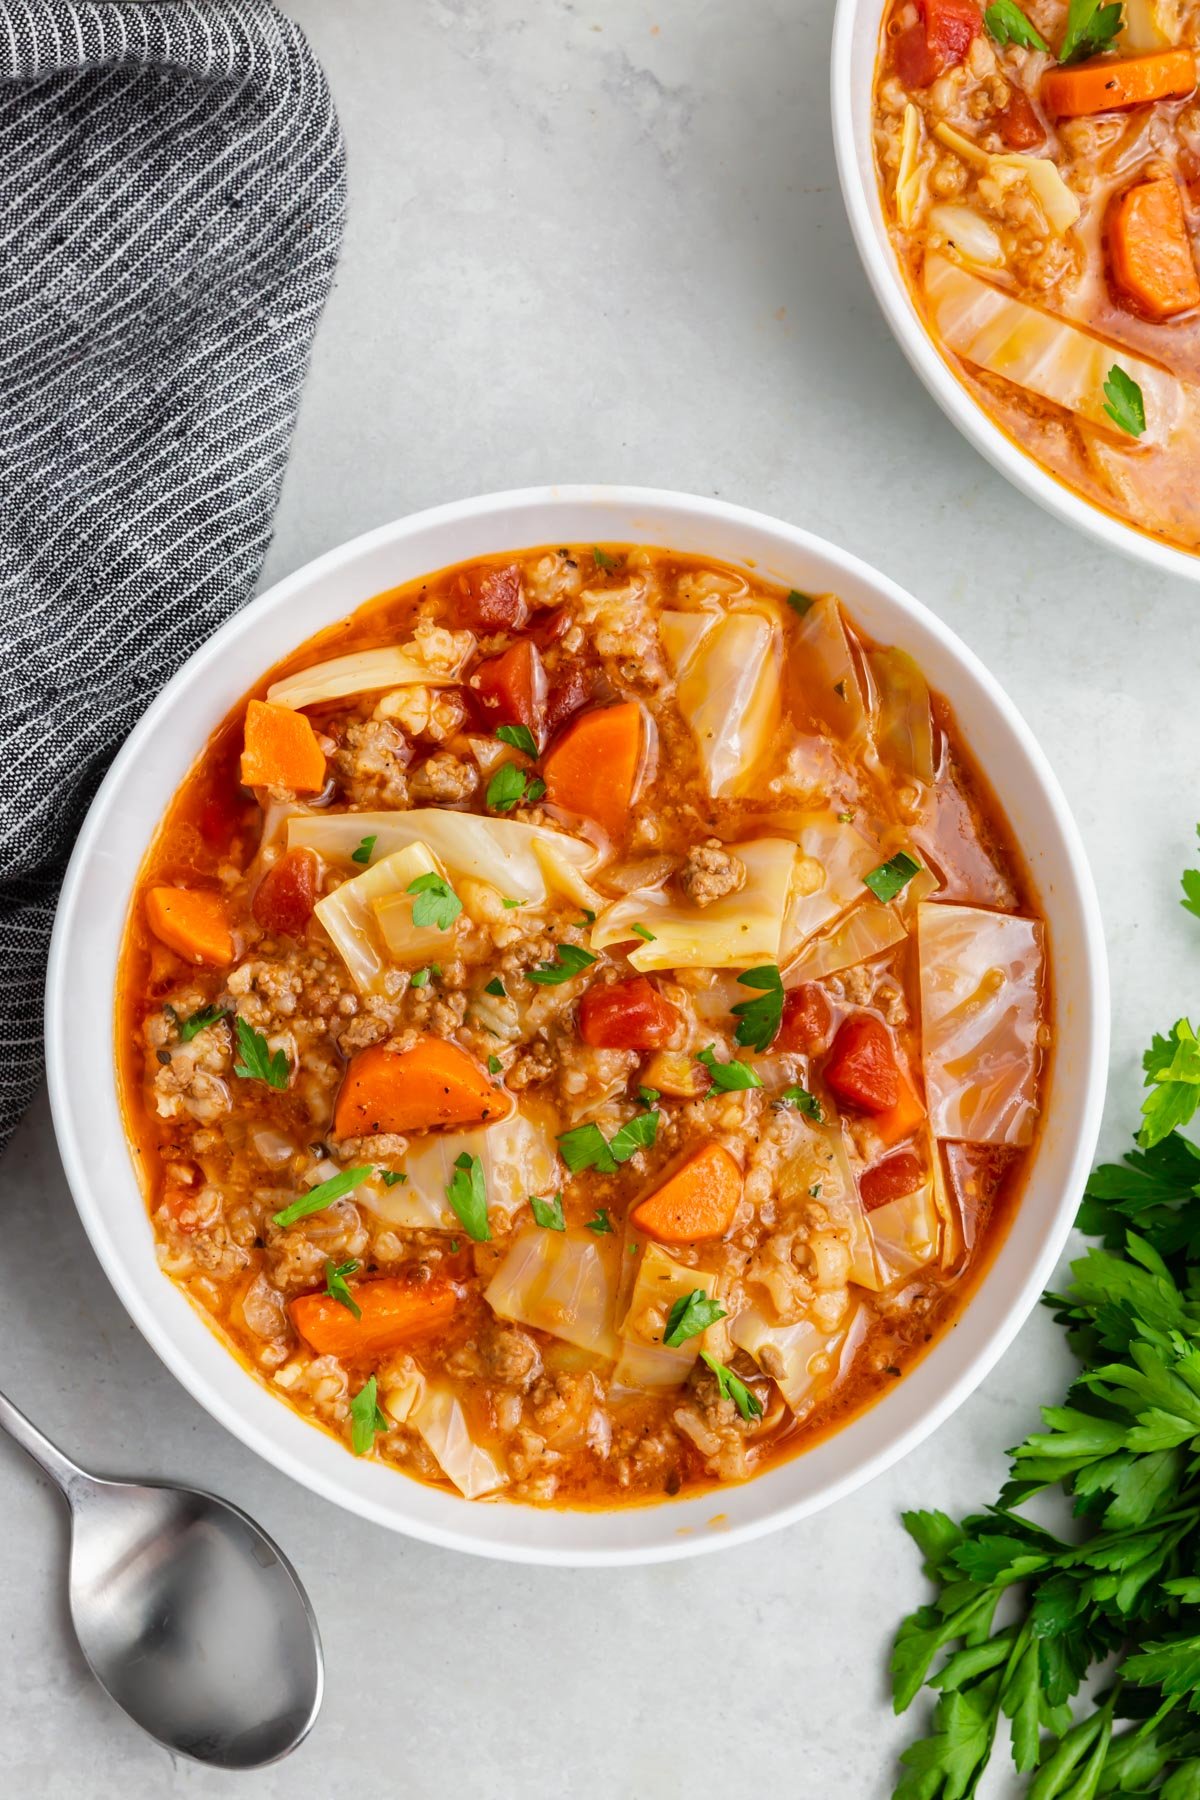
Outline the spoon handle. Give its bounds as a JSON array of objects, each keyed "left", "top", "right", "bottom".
[{"left": 0, "top": 1388, "right": 88, "bottom": 1496}]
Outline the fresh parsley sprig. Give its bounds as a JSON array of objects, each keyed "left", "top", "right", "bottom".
[
  {"left": 864, "top": 851, "right": 922, "bottom": 905},
  {"left": 406, "top": 871, "right": 462, "bottom": 931},
  {"left": 696, "top": 1044, "right": 763, "bottom": 1092},
  {"left": 487, "top": 763, "right": 546, "bottom": 813},
  {"left": 558, "top": 1109, "right": 660, "bottom": 1175},
  {"left": 731, "top": 964, "right": 784, "bottom": 1053},
  {"left": 234, "top": 1016, "right": 290, "bottom": 1090},
  {"left": 525, "top": 943, "right": 596, "bottom": 986},
  {"left": 177, "top": 1004, "right": 229, "bottom": 1044},
  {"left": 272, "top": 1165, "right": 372, "bottom": 1229},
  {"left": 1058, "top": 0, "right": 1124, "bottom": 63},
  {"left": 446, "top": 1151, "right": 490, "bottom": 1242},
  {"left": 664, "top": 1290, "right": 726, "bottom": 1347},
  {"left": 1103, "top": 364, "right": 1146, "bottom": 440},
  {"left": 324, "top": 1258, "right": 361, "bottom": 1317},
  {"left": 349, "top": 1376, "right": 390, "bottom": 1456},
  {"left": 984, "top": 0, "right": 1049, "bottom": 49}
]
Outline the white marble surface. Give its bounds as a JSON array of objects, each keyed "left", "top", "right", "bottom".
[{"left": 4, "top": 2, "right": 1198, "bottom": 1794}]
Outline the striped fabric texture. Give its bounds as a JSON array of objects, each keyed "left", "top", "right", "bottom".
[{"left": 0, "top": 1, "right": 345, "bottom": 1151}]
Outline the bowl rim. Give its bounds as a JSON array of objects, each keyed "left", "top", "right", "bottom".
[
  {"left": 45, "top": 483, "right": 1110, "bottom": 1564},
  {"left": 828, "top": 0, "right": 1200, "bottom": 583}
]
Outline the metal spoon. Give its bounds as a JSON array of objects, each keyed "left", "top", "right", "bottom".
[{"left": 0, "top": 1389, "right": 323, "bottom": 1767}]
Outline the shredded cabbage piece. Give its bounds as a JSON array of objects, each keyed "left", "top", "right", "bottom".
[
  {"left": 613, "top": 1244, "right": 719, "bottom": 1392},
  {"left": 730, "top": 1302, "right": 868, "bottom": 1412},
  {"left": 923, "top": 254, "right": 1182, "bottom": 447},
  {"left": 932, "top": 122, "right": 1079, "bottom": 235},
  {"left": 267, "top": 640, "right": 473, "bottom": 710},
  {"left": 775, "top": 1115, "right": 879, "bottom": 1290},
  {"left": 778, "top": 811, "right": 881, "bottom": 959},
  {"left": 792, "top": 595, "right": 868, "bottom": 736},
  {"left": 290, "top": 809, "right": 599, "bottom": 903},
  {"left": 1120, "top": 0, "right": 1179, "bottom": 48},
  {"left": 660, "top": 606, "right": 783, "bottom": 796},
  {"left": 918, "top": 901, "right": 1045, "bottom": 1146},
  {"left": 590, "top": 837, "right": 796, "bottom": 971},
  {"left": 927, "top": 202, "right": 1005, "bottom": 269},
  {"left": 362, "top": 1111, "right": 554, "bottom": 1230},
  {"left": 486, "top": 1227, "right": 621, "bottom": 1359},
  {"left": 410, "top": 1385, "right": 507, "bottom": 1499},
  {"left": 870, "top": 647, "right": 935, "bottom": 784},
  {"left": 314, "top": 841, "right": 443, "bottom": 994},
  {"left": 784, "top": 897, "right": 907, "bottom": 984},
  {"left": 867, "top": 1181, "right": 941, "bottom": 1284}
]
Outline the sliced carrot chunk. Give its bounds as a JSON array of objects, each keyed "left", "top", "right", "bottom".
[
  {"left": 240, "top": 698, "right": 327, "bottom": 794},
  {"left": 1042, "top": 49, "right": 1196, "bottom": 119},
  {"left": 874, "top": 1071, "right": 927, "bottom": 1148},
  {"left": 333, "top": 1038, "right": 502, "bottom": 1137},
  {"left": 542, "top": 702, "right": 643, "bottom": 842},
  {"left": 289, "top": 1276, "right": 460, "bottom": 1359},
  {"left": 145, "top": 887, "right": 234, "bottom": 966},
  {"left": 1108, "top": 175, "right": 1200, "bottom": 320},
  {"left": 630, "top": 1143, "right": 742, "bottom": 1244}
]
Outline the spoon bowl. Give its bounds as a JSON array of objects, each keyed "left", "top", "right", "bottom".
[{"left": 1, "top": 1391, "right": 322, "bottom": 1767}]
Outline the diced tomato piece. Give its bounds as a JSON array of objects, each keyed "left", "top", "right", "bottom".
[
  {"left": 824, "top": 1013, "right": 901, "bottom": 1115},
  {"left": 451, "top": 563, "right": 527, "bottom": 632},
  {"left": 776, "top": 983, "right": 833, "bottom": 1054},
  {"left": 532, "top": 605, "right": 571, "bottom": 648},
  {"left": 860, "top": 1150, "right": 926, "bottom": 1212},
  {"left": 578, "top": 976, "right": 680, "bottom": 1050},
  {"left": 543, "top": 663, "right": 595, "bottom": 737},
  {"left": 469, "top": 640, "right": 546, "bottom": 734},
  {"left": 893, "top": 0, "right": 979, "bottom": 85},
  {"left": 996, "top": 87, "right": 1045, "bottom": 150},
  {"left": 199, "top": 791, "right": 245, "bottom": 852},
  {"left": 252, "top": 848, "right": 318, "bottom": 937}
]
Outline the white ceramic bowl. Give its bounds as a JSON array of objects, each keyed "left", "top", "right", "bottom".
[
  {"left": 46, "top": 486, "right": 1108, "bottom": 1565},
  {"left": 830, "top": 0, "right": 1200, "bottom": 581}
]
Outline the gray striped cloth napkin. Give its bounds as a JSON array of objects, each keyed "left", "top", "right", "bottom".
[{"left": 0, "top": 1, "right": 346, "bottom": 1153}]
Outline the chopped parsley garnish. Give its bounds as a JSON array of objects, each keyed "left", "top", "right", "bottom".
[
  {"left": 663, "top": 1289, "right": 727, "bottom": 1348},
  {"left": 558, "top": 1109, "right": 660, "bottom": 1174},
  {"left": 485, "top": 977, "right": 506, "bottom": 998},
  {"left": 379, "top": 1169, "right": 407, "bottom": 1187},
  {"left": 1139, "top": 1019, "right": 1200, "bottom": 1148},
  {"left": 178, "top": 1004, "right": 228, "bottom": 1043},
  {"left": 576, "top": 909, "right": 597, "bottom": 926},
  {"left": 410, "top": 967, "right": 432, "bottom": 988},
  {"left": 786, "top": 589, "right": 814, "bottom": 617},
  {"left": 496, "top": 723, "right": 538, "bottom": 758},
  {"left": 406, "top": 871, "right": 462, "bottom": 931},
  {"left": 696, "top": 1044, "right": 763, "bottom": 1091},
  {"left": 351, "top": 834, "right": 377, "bottom": 865},
  {"left": 272, "top": 1165, "right": 372, "bottom": 1229},
  {"left": 324, "top": 1258, "right": 361, "bottom": 1317},
  {"left": 837, "top": 809, "right": 855, "bottom": 825},
  {"left": 731, "top": 964, "right": 784, "bottom": 1052},
  {"left": 349, "top": 1376, "right": 389, "bottom": 1456},
  {"left": 446, "top": 1151, "right": 490, "bottom": 1241},
  {"left": 501, "top": 897, "right": 524, "bottom": 909},
  {"left": 780, "top": 1085, "right": 824, "bottom": 1120},
  {"left": 631, "top": 923, "right": 657, "bottom": 943},
  {"left": 486, "top": 763, "right": 545, "bottom": 813},
  {"left": 233, "top": 1017, "right": 290, "bottom": 1090},
  {"left": 638, "top": 1086, "right": 661, "bottom": 1107},
  {"left": 700, "top": 1352, "right": 763, "bottom": 1421},
  {"left": 863, "top": 851, "right": 922, "bottom": 905},
  {"left": 449, "top": 1238, "right": 460, "bottom": 1253},
  {"left": 585, "top": 1207, "right": 615, "bottom": 1234},
  {"left": 530, "top": 1191, "right": 565, "bottom": 1231},
  {"left": 525, "top": 943, "right": 597, "bottom": 985},
  {"left": 1058, "top": 0, "right": 1123, "bottom": 62},
  {"left": 487, "top": 1054, "right": 503, "bottom": 1075},
  {"left": 983, "top": 0, "right": 1048, "bottom": 48},
  {"left": 1103, "top": 364, "right": 1146, "bottom": 439},
  {"left": 593, "top": 546, "right": 619, "bottom": 570}
]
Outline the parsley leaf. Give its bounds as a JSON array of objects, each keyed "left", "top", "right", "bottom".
[
  {"left": 485, "top": 977, "right": 506, "bottom": 997},
  {"left": 525, "top": 943, "right": 597, "bottom": 985},
  {"left": 406, "top": 871, "right": 462, "bottom": 931},
  {"left": 696, "top": 1044, "right": 763, "bottom": 1091},
  {"left": 731, "top": 964, "right": 784, "bottom": 1052},
  {"left": 593, "top": 546, "right": 619, "bottom": 570},
  {"left": 349, "top": 1375, "right": 390, "bottom": 1456},
  {"left": 1058, "top": 0, "right": 1124, "bottom": 62},
  {"left": 1182, "top": 825, "right": 1200, "bottom": 922},
  {"left": 638, "top": 1085, "right": 661, "bottom": 1107},
  {"left": 379, "top": 1169, "right": 406, "bottom": 1187},
  {"left": 178, "top": 1004, "right": 228, "bottom": 1044},
  {"left": 863, "top": 851, "right": 922, "bottom": 904},
  {"left": 1103, "top": 363, "right": 1146, "bottom": 439},
  {"left": 779, "top": 1084, "right": 823, "bottom": 1120},
  {"left": 631, "top": 923, "right": 657, "bottom": 943},
  {"left": 273, "top": 1165, "right": 372, "bottom": 1229},
  {"left": 1140, "top": 1020, "right": 1200, "bottom": 1148},
  {"left": 786, "top": 589, "right": 814, "bottom": 616},
  {"left": 410, "top": 967, "right": 432, "bottom": 988},
  {"left": 487, "top": 1054, "right": 503, "bottom": 1075},
  {"left": 700, "top": 1352, "right": 763, "bottom": 1421},
  {"left": 496, "top": 723, "right": 538, "bottom": 758},
  {"left": 446, "top": 1151, "right": 490, "bottom": 1241},
  {"left": 664, "top": 1289, "right": 726, "bottom": 1347},
  {"left": 502, "top": 897, "right": 524, "bottom": 909},
  {"left": 233, "top": 1016, "right": 290, "bottom": 1090},
  {"left": 585, "top": 1207, "right": 614, "bottom": 1234},
  {"left": 486, "top": 763, "right": 543, "bottom": 813},
  {"left": 324, "top": 1258, "right": 361, "bottom": 1317},
  {"left": 351, "top": 834, "right": 377, "bottom": 865},
  {"left": 984, "top": 0, "right": 1049, "bottom": 47},
  {"left": 558, "top": 1109, "right": 659, "bottom": 1174},
  {"left": 530, "top": 1192, "right": 565, "bottom": 1230}
]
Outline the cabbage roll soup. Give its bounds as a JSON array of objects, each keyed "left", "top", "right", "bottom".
[
  {"left": 118, "top": 547, "right": 1049, "bottom": 1508},
  {"left": 873, "top": 0, "right": 1200, "bottom": 551}
]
